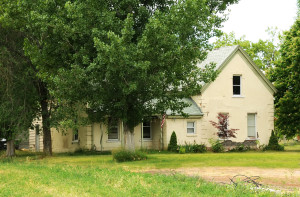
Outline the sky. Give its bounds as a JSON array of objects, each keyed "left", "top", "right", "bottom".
[{"left": 218, "top": 0, "right": 298, "bottom": 43}]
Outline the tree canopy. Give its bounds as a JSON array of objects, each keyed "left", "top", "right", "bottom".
[
  {"left": 0, "top": 0, "right": 238, "bottom": 151},
  {"left": 0, "top": 26, "right": 39, "bottom": 156},
  {"left": 269, "top": 18, "right": 300, "bottom": 138}
]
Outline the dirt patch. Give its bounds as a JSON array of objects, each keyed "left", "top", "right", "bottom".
[{"left": 135, "top": 167, "right": 300, "bottom": 193}]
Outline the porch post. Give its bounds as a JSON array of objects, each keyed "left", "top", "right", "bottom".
[
  {"left": 160, "top": 125, "right": 163, "bottom": 151},
  {"left": 141, "top": 122, "right": 143, "bottom": 149},
  {"left": 160, "top": 115, "right": 164, "bottom": 151},
  {"left": 121, "top": 121, "right": 124, "bottom": 148}
]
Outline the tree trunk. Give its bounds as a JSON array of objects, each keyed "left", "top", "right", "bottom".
[
  {"left": 6, "top": 139, "right": 15, "bottom": 157},
  {"left": 41, "top": 98, "right": 52, "bottom": 156},
  {"left": 39, "top": 82, "right": 52, "bottom": 156},
  {"left": 124, "top": 124, "right": 135, "bottom": 151}
]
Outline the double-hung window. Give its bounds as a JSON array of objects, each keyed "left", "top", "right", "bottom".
[
  {"left": 233, "top": 75, "right": 241, "bottom": 96},
  {"left": 187, "top": 122, "right": 195, "bottom": 134},
  {"left": 142, "top": 121, "right": 151, "bottom": 139},
  {"left": 108, "top": 118, "right": 119, "bottom": 140},
  {"left": 247, "top": 114, "right": 256, "bottom": 138}
]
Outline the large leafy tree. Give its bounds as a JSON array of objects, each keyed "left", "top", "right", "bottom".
[
  {"left": 53, "top": 0, "right": 238, "bottom": 150},
  {"left": 0, "top": 2, "right": 63, "bottom": 155},
  {"left": 0, "top": 0, "right": 238, "bottom": 151},
  {"left": 0, "top": 26, "right": 39, "bottom": 156},
  {"left": 269, "top": 18, "right": 300, "bottom": 138}
]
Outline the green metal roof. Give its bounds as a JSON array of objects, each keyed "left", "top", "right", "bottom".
[{"left": 166, "top": 98, "right": 203, "bottom": 116}]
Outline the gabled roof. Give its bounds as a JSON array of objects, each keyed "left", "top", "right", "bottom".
[
  {"left": 198, "top": 45, "right": 277, "bottom": 94},
  {"left": 198, "top": 45, "right": 238, "bottom": 70},
  {"left": 166, "top": 98, "right": 203, "bottom": 116}
]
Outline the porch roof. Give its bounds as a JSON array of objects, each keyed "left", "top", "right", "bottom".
[{"left": 166, "top": 98, "right": 203, "bottom": 116}]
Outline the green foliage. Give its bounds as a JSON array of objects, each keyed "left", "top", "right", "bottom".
[
  {"left": 264, "top": 130, "right": 284, "bottom": 151},
  {"left": 228, "top": 144, "right": 250, "bottom": 152},
  {"left": 270, "top": 18, "right": 300, "bottom": 139},
  {"left": 0, "top": 0, "right": 237, "bottom": 135},
  {"left": 168, "top": 131, "right": 178, "bottom": 152},
  {"left": 0, "top": 26, "right": 39, "bottom": 144},
  {"left": 0, "top": 0, "right": 238, "bottom": 152},
  {"left": 180, "top": 141, "right": 207, "bottom": 153},
  {"left": 179, "top": 146, "right": 186, "bottom": 154},
  {"left": 112, "top": 149, "right": 147, "bottom": 162},
  {"left": 209, "top": 139, "right": 224, "bottom": 153}
]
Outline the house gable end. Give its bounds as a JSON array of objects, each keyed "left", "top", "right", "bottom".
[{"left": 200, "top": 45, "right": 276, "bottom": 96}]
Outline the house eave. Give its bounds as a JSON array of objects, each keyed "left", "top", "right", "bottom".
[{"left": 166, "top": 115, "right": 203, "bottom": 119}]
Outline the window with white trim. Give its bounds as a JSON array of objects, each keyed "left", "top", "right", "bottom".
[
  {"left": 187, "top": 122, "right": 195, "bottom": 134},
  {"left": 143, "top": 121, "right": 151, "bottom": 139},
  {"left": 108, "top": 118, "right": 119, "bottom": 140},
  {"left": 233, "top": 75, "right": 241, "bottom": 96},
  {"left": 247, "top": 114, "right": 256, "bottom": 138}
]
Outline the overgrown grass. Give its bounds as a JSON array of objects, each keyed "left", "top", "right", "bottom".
[
  {"left": 0, "top": 162, "right": 274, "bottom": 197},
  {"left": 0, "top": 143, "right": 299, "bottom": 196}
]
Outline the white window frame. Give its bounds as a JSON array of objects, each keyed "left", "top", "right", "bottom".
[
  {"left": 233, "top": 75, "right": 242, "bottom": 96},
  {"left": 247, "top": 113, "right": 257, "bottom": 139},
  {"left": 108, "top": 119, "right": 119, "bottom": 141},
  {"left": 142, "top": 121, "right": 152, "bottom": 140},
  {"left": 187, "top": 121, "right": 196, "bottom": 134}
]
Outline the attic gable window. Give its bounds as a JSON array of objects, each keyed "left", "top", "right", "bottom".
[{"left": 233, "top": 75, "right": 241, "bottom": 96}]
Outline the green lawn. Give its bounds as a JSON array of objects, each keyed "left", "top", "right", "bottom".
[
  {"left": 282, "top": 140, "right": 300, "bottom": 152},
  {"left": 0, "top": 148, "right": 299, "bottom": 196},
  {"left": 28, "top": 151, "right": 300, "bottom": 169}
]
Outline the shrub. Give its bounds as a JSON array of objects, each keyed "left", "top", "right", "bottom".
[
  {"left": 168, "top": 131, "right": 178, "bottom": 152},
  {"left": 192, "top": 143, "right": 207, "bottom": 153},
  {"left": 181, "top": 141, "right": 207, "bottom": 153},
  {"left": 112, "top": 149, "right": 147, "bottom": 162},
  {"left": 209, "top": 139, "right": 224, "bottom": 153},
  {"left": 179, "top": 146, "right": 186, "bottom": 154},
  {"left": 264, "top": 130, "right": 284, "bottom": 151},
  {"left": 228, "top": 144, "right": 250, "bottom": 152}
]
